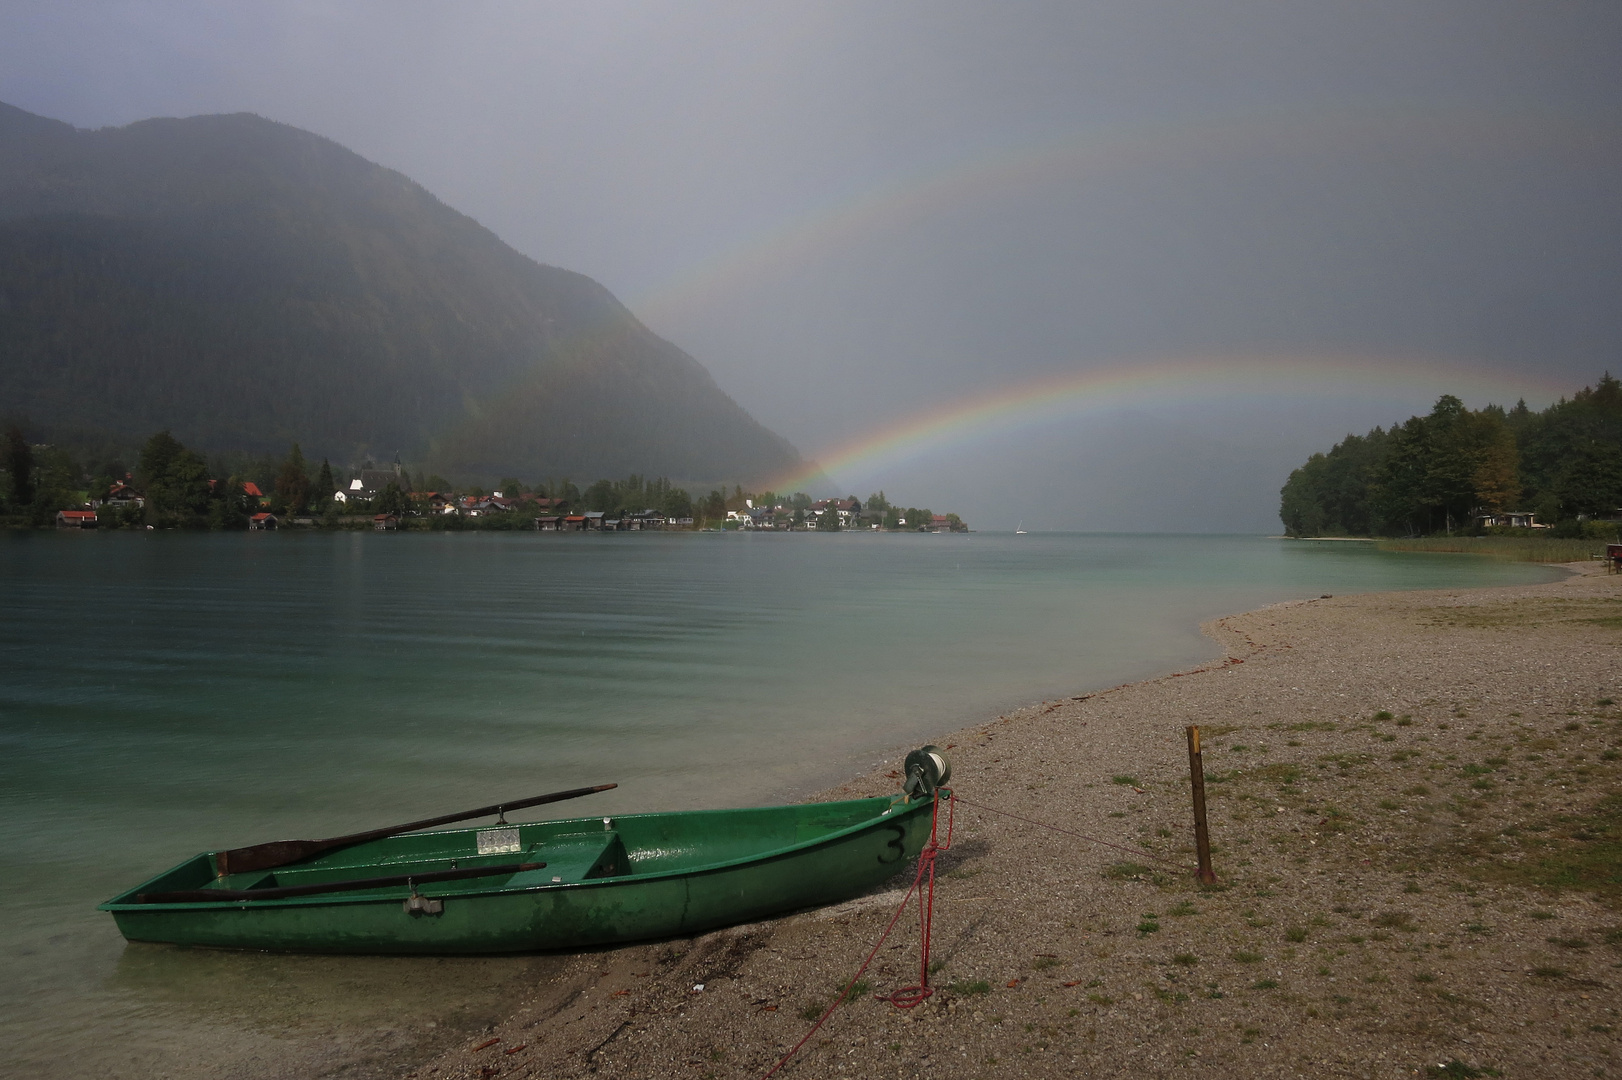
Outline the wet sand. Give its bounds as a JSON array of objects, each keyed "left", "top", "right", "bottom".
[{"left": 398, "top": 562, "right": 1621, "bottom": 1080}]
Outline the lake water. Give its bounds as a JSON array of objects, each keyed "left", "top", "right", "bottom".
[{"left": 0, "top": 531, "right": 1563, "bottom": 1077}]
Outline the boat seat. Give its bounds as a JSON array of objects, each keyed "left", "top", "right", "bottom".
[{"left": 505, "top": 832, "right": 629, "bottom": 887}]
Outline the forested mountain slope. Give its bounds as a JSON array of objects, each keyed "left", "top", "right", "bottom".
[{"left": 0, "top": 101, "right": 804, "bottom": 486}]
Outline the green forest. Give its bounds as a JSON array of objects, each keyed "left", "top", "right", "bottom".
[{"left": 1279, "top": 374, "right": 1622, "bottom": 538}]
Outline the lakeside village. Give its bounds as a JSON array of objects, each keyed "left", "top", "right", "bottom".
[{"left": 3, "top": 429, "right": 969, "bottom": 534}]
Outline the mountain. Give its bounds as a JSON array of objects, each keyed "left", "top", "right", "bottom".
[{"left": 0, "top": 101, "right": 806, "bottom": 487}]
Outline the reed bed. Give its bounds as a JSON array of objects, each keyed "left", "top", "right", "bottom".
[{"left": 1375, "top": 535, "right": 1614, "bottom": 562}]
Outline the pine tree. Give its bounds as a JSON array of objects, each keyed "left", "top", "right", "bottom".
[
  {"left": 315, "top": 458, "right": 335, "bottom": 503},
  {"left": 275, "top": 443, "right": 311, "bottom": 515},
  {"left": 4, "top": 425, "right": 35, "bottom": 509},
  {"left": 136, "top": 431, "right": 184, "bottom": 491},
  {"left": 376, "top": 481, "right": 411, "bottom": 515}
]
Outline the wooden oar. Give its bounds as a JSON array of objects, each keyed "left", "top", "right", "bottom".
[
  {"left": 213, "top": 783, "right": 617, "bottom": 876},
  {"left": 140, "top": 861, "right": 546, "bottom": 904}
]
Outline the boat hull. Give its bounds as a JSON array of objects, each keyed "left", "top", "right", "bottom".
[{"left": 101, "top": 794, "right": 938, "bottom": 953}]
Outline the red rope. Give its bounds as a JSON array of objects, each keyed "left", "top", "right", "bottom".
[
  {"left": 949, "top": 793, "right": 1184, "bottom": 867},
  {"left": 881, "top": 789, "right": 954, "bottom": 1007},
  {"left": 760, "top": 790, "right": 953, "bottom": 1079},
  {"left": 760, "top": 789, "right": 1183, "bottom": 1077}
]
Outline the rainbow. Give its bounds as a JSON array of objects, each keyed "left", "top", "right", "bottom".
[
  {"left": 632, "top": 108, "right": 1618, "bottom": 327},
  {"left": 766, "top": 352, "right": 1567, "bottom": 495},
  {"left": 607, "top": 106, "right": 1613, "bottom": 495}
]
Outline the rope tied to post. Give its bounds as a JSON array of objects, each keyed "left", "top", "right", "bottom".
[
  {"left": 948, "top": 793, "right": 1185, "bottom": 866},
  {"left": 762, "top": 738, "right": 1215, "bottom": 1078},
  {"left": 760, "top": 789, "right": 954, "bottom": 1079},
  {"left": 880, "top": 787, "right": 954, "bottom": 1007}
]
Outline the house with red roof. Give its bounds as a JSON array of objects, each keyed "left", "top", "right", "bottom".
[{"left": 102, "top": 482, "right": 143, "bottom": 509}]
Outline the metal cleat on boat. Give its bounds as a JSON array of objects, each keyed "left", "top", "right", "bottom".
[{"left": 403, "top": 892, "right": 444, "bottom": 916}]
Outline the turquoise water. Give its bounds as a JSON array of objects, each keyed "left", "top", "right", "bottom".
[{"left": 0, "top": 531, "right": 1561, "bottom": 1076}]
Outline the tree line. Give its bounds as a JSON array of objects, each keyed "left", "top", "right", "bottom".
[
  {"left": 1279, "top": 374, "right": 1622, "bottom": 537},
  {"left": 2, "top": 428, "right": 957, "bottom": 531}
]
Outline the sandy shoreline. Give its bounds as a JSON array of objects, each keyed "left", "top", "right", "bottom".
[{"left": 393, "top": 563, "right": 1620, "bottom": 1080}]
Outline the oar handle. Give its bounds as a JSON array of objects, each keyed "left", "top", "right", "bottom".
[{"left": 215, "top": 783, "right": 617, "bottom": 876}]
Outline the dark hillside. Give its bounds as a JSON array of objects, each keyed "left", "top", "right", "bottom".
[{"left": 0, "top": 102, "right": 804, "bottom": 485}]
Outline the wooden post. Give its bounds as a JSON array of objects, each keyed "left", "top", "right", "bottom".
[{"left": 1186, "top": 725, "right": 1217, "bottom": 884}]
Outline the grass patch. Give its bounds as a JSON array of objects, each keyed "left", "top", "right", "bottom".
[
  {"left": 947, "top": 979, "right": 992, "bottom": 996},
  {"left": 1253, "top": 762, "right": 1302, "bottom": 786},
  {"left": 1378, "top": 536, "right": 1609, "bottom": 562},
  {"left": 1232, "top": 951, "right": 1263, "bottom": 964},
  {"left": 1372, "top": 910, "right": 1418, "bottom": 931},
  {"left": 1418, "top": 594, "right": 1622, "bottom": 630},
  {"left": 1464, "top": 793, "right": 1622, "bottom": 906},
  {"left": 1105, "top": 861, "right": 1151, "bottom": 880},
  {"left": 800, "top": 977, "right": 873, "bottom": 1018},
  {"left": 1112, "top": 775, "right": 1140, "bottom": 786},
  {"left": 1172, "top": 953, "right": 1199, "bottom": 965}
]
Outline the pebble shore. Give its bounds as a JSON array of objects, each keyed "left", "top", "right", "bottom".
[{"left": 404, "top": 562, "right": 1621, "bottom": 1080}]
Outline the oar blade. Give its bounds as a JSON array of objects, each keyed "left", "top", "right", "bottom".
[{"left": 216, "top": 839, "right": 327, "bottom": 877}]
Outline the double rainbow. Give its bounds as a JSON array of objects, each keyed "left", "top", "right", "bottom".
[{"left": 607, "top": 106, "right": 1612, "bottom": 494}]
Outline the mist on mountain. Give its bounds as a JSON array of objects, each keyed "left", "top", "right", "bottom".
[{"left": 0, "top": 101, "right": 805, "bottom": 489}]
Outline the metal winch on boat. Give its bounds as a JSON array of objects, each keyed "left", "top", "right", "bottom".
[{"left": 902, "top": 745, "right": 951, "bottom": 798}]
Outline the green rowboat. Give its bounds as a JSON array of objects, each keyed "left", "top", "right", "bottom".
[{"left": 100, "top": 788, "right": 943, "bottom": 954}]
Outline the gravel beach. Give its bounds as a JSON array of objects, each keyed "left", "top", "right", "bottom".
[{"left": 404, "top": 562, "right": 1621, "bottom": 1080}]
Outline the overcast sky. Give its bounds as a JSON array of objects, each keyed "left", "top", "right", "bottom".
[{"left": 4, "top": 2, "right": 1619, "bottom": 530}]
